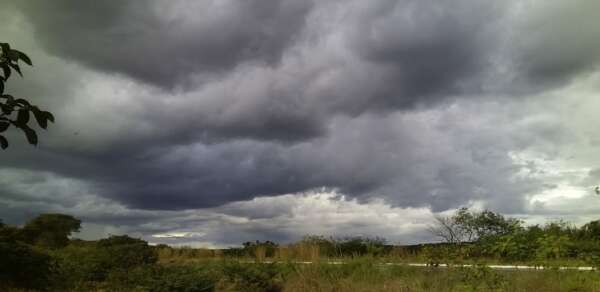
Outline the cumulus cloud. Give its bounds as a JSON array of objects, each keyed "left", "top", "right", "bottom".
[{"left": 0, "top": 181, "right": 437, "bottom": 246}]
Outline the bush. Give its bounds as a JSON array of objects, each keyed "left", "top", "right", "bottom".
[
  {"left": 218, "top": 261, "right": 289, "bottom": 292},
  {"left": 54, "top": 235, "right": 158, "bottom": 284},
  {"left": 0, "top": 241, "right": 54, "bottom": 290},
  {"left": 457, "top": 264, "right": 508, "bottom": 290},
  {"left": 97, "top": 235, "right": 158, "bottom": 269},
  {"left": 21, "top": 214, "right": 81, "bottom": 249},
  {"left": 535, "top": 234, "right": 570, "bottom": 260},
  {"left": 103, "top": 264, "right": 218, "bottom": 292},
  {"left": 481, "top": 231, "right": 538, "bottom": 261},
  {"left": 335, "top": 236, "right": 387, "bottom": 257},
  {"left": 242, "top": 240, "right": 279, "bottom": 259}
]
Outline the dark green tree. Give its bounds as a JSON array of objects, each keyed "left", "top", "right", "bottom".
[
  {"left": 0, "top": 240, "right": 54, "bottom": 290},
  {"left": 0, "top": 221, "right": 20, "bottom": 242},
  {"left": 21, "top": 213, "right": 81, "bottom": 249},
  {"left": 0, "top": 42, "right": 54, "bottom": 149},
  {"left": 0, "top": 219, "right": 55, "bottom": 290},
  {"left": 96, "top": 235, "right": 158, "bottom": 269},
  {"left": 429, "top": 208, "right": 521, "bottom": 244},
  {"left": 578, "top": 220, "right": 600, "bottom": 240},
  {"left": 56, "top": 235, "right": 158, "bottom": 283}
]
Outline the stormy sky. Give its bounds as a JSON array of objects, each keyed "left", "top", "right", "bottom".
[{"left": 1, "top": 0, "right": 600, "bottom": 247}]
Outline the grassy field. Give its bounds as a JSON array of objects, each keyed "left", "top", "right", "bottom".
[
  {"left": 224, "top": 260, "right": 600, "bottom": 292},
  {"left": 4, "top": 240, "right": 600, "bottom": 291},
  {"left": 64, "top": 258, "right": 600, "bottom": 292},
  {"left": 138, "top": 246, "right": 600, "bottom": 292}
]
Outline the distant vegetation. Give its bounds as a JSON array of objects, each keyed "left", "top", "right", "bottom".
[{"left": 2, "top": 209, "right": 600, "bottom": 291}]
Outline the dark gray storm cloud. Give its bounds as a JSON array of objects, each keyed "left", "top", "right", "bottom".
[
  {"left": 339, "top": 1, "right": 506, "bottom": 111},
  {"left": 14, "top": 0, "right": 508, "bottom": 109},
  {"left": 10, "top": 0, "right": 599, "bottom": 144},
  {"left": 2, "top": 0, "right": 600, "bottom": 240},
  {"left": 12, "top": 0, "right": 314, "bottom": 88},
  {"left": 510, "top": 0, "right": 600, "bottom": 90},
  {"left": 0, "top": 103, "right": 546, "bottom": 211}
]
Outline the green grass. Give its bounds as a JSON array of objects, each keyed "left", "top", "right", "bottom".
[
  {"left": 184, "top": 259, "right": 600, "bottom": 292},
  {"left": 3, "top": 253, "right": 600, "bottom": 291}
]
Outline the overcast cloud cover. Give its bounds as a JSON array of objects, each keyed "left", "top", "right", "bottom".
[{"left": 1, "top": 0, "right": 600, "bottom": 246}]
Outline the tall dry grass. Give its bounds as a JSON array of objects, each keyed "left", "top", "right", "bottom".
[
  {"left": 280, "top": 262, "right": 600, "bottom": 292},
  {"left": 157, "top": 246, "right": 221, "bottom": 263}
]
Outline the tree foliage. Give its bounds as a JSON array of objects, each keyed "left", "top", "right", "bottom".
[
  {"left": 21, "top": 213, "right": 81, "bottom": 249},
  {"left": 0, "top": 42, "right": 54, "bottom": 149},
  {"left": 428, "top": 208, "right": 522, "bottom": 244},
  {"left": 0, "top": 219, "right": 56, "bottom": 290},
  {"left": 0, "top": 240, "right": 54, "bottom": 290},
  {"left": 55, "top": 235, "right": 158, "bottom": 284}
]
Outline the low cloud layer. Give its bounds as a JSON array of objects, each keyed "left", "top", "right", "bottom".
[{"left": 1, "top": 0, "right": 600, "bottom": 245}]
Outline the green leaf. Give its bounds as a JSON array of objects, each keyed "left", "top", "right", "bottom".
[
  {"left": 44, "top": 111, "right": 55, "bottom": 123},
  {"left": 16, "top": 109, "right": 30, "bottom": 125},
  {"left": 7, "top": 50, "right": 19, "bottom": 61},
  {"left": 1, "top": 64, "right": 9, "bottom": 81},
  {"left": 0, "top": 104, "right": 11, "bottom": 115},
  {"left": 1, "top": 94, "right": 14, "bottom": 101},
  {"left": 0, "top": 43, "right": 10, "bottom": 54},
  {"left": 31, "top": 107, "right": 48, "bottom": 129},
  {"left": 0, "top": 135, "right": 7, "bottom": 149},
  {"left": 15, "top": 98, "right": 30, "bottom": 107},
  {"left": 16, "top": 50, "right": 32, "bottom": 66},
  {"left": 8, "top": 62, "right": 21, "bottom": 77},
  {"left": 0, "top": 121, "right": 8, "bottom": 132},
  {"left": 21, "top": 125, "right": 37, "bottom": 145}
]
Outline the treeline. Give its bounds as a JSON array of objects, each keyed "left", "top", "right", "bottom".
[
  {"left": 0, "top": 214, "right": 161, "bottom": 290},
  {"left": 2, "top": 210, "right": 600, "bottom": 290},
  {"left": 222, "top": 236, "right": 389, "bottom": 259},
  {"left": 219, "top": 208, "right": 600, "bottom": 265},
  {"left": 1, "top": 214, "right": 241, "bottom": 291},
  {"left": 423, "top": 208, "right": 600, "bottom": 265}
]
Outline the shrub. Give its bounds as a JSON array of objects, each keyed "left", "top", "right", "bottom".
[
  {"left": 103, "top": 264, "right": 218, "bottom": 292},
  {"left": 242, "top": 240, "right": 279, "bottom": 259},
  {"left": 0, "top": 241, "right": 54, "bottom": 290},
  {"left": 21, "top": 213, "right": 81, "bottom": 249},
  {"left": 421, "top": 245, "right": 447, "bottom": 266},
  {"left": 482, "top": 231, "right": 537, "bottom": 261},
  {"left": 54, "top": 235, "right": 158, "bottom": 284},
  {"left": 335, "top": 236, "right": 387, "bottom": 257},
  {"left": 218, "top": 261, "right": 289, "bottom": 292},
  {"left": 298, "top": 235, "right": 337, "bottom": 257},
  {"left": 97, "top": 235, "right": 158, "bottom": 268},
  {"left": 579, "top": 220, "right": 600, "bottom": 240},
  {"left": 457, "top": 264, "right": 508, "bottom": 290},
  {"left": 535, "top": 234, "right": 570, "bottom": 260}
]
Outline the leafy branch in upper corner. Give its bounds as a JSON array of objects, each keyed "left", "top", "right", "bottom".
[{"left": 0, "top": 42, "right": 54, "bottom": 149}]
